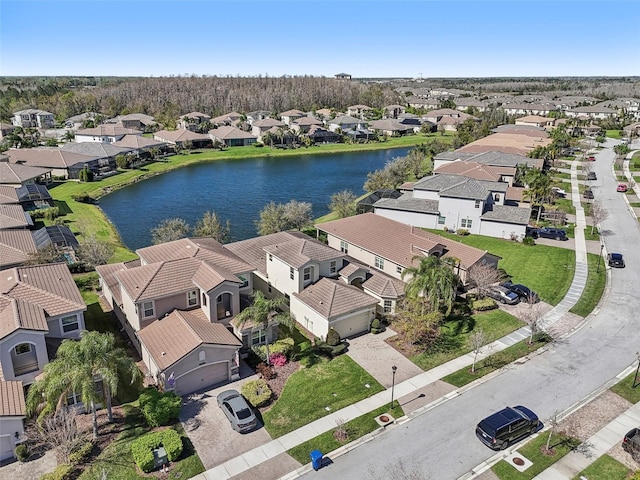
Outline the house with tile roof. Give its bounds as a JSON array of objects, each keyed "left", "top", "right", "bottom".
[
  {"left": 368, "top": 119, "right": 413, "bottom": 137},
  {"left": 0, "top": 263, "right": 86, "bottom": 386},
  {"left": 211, "top": 111, "right": 244, "bottom": 127},
  {"left": 327, "top": 115, "right": 366, "bottom": 133},
  {"left": 0, "top": 379, "right": 27, "bottom": 461},
  {"left": 566, "top": 105, "right": 618, "bottom": 120},
  {"left": 250, "top": 118, "right": 286, "bottom": 141},
  {"left": 4, "top": 148, "right": 98, "bottom": 180},
  {"left": 208, "top": 126, "right": 257, "bottom": 147},
  {"left": 0, "top": 156, "right": 52, "bottom": 187},
  {"left": 515, "top": 115, "right": 555, "bottom": 128},
  {"left": 12, "top": 109, "right": 55, "bottom": 129},
  {"left": 153, "top": 129, "right": 212, "bottom": 148},
  {"left": 290, "top": 116, "right": 323, "bottom": 134},
  {"left": 347, "top": 105, "right": 373, "bottom": 119},
  {"left": 316, "top": 213, "right": 500, "bottom": 286},
  {"left": 0, "top": 230, "right": 38, "bottom": 269},
  {"left": 178, "top": 112, "right": 211, "bottom": 132},
  {"left": 279, "top": 109, "right": 306, "bottom": 126},
  {"left": 74, "top": 124, "right": 143, "bottom": 143}
]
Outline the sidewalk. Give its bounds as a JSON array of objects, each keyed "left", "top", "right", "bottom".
[{"left": 192, "top": 160, "right": 593, "bottom": 480}]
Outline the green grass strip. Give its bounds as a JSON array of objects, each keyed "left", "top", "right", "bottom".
[
  {"left": 573, "top": 454, "right": 631, "bottom": 480},
  {"left": 569, "top": 252, "right": 607, "bottom": 317}
]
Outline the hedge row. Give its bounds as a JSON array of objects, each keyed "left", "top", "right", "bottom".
[
  {"left": 130, "top": 429, "right": 183, "bottom": 473},
  {"left": 39, "top": 464, "right": 73, "bottom": 480},
  {"left": 138, "top": 387, "right": 181, "bottom": 427}
]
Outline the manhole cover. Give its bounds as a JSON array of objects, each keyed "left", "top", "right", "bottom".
[
  {"left": 379, "top": 415, "right": 390, "bottom": 422},
  {"left": 512, "top": 457, "right": 525, "bottom": 466}
]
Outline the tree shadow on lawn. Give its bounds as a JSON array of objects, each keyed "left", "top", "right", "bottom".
[{"left": 444, "top": 314, "right": 476, "bottom": 337}]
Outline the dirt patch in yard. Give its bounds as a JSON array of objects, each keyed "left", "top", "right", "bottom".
[{"left": 260, "top": 360, "right": 301, "bottom": 412}]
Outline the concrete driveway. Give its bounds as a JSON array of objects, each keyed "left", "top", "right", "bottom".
[{"left": 179, "top": 364, "right": 274, "bottom": 470}]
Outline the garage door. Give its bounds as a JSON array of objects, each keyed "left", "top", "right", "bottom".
[
  {"left": 333, "top": 312, "right": 370, "bottom": 339},
  {"left": 1, "top": 435, "right": 15, "bottom": 461},
  {"left": 174, "top": 362, "right": 229, "bottom": 396}
]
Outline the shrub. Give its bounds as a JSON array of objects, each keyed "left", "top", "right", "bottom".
[
  {"left": 326, "top": 328, "right": 341, "bottom": 346},
  {"left": 317, "top": 340, "right": 346, "bottom": 357},
  {"left": 253, "top": 338, "right": 295, "bottom": 359},
  {"left": 269, "top": 352, "right": 287, "bottom": 367},
  {"left": 456, "top": 228, "right": 469, "bottom": 236},
  {"left": 256, "top": 362, "right": 275, "bottom": 380},
  {"left": 330, "top": 343, "right": 347, "bottom": 356},
  {"left": 241, "top": 379, "right": 272, "bottom": 407},
  {"left": 522, "top": 236, "right": 536, "bottom": 246},
  {"left": 472, "top": 297, "right": 498, "bottom": 311},
  {"left": 131, "top": 429, "right": 183, "bottom": 473},
  {"left": 71, "top": 193, "right": 95, "bottom": 204},
  {"left": 14, "top": 443, "right": 28, "bottom": 462},
  {"left": 370, "top": 318, "right": 384, "bottom": 334},
  {"left": 68, "top": 441, "right": 93, "bottom": 465},
  {"left": 138, "top": 387, "right": 181, "bottom": 427},
  {"left": 40, "top": 464, "right": 73, "bottom": 480}
]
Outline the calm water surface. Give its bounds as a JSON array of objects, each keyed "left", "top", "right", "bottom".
[{"left": 100, "top": 148, "right": 410, "bottom": 250}]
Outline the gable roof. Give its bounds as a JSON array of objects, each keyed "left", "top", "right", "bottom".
[
  {"left": 208, "top": 126, "right": 257, "bottom": 140},
  {"left": 368, "top": 119, "right": 412, "bottom": 132},
  {"left": 292, "top": 117, "right": 323, "bottom": 127},
  {"left": 0, "top": 230, "right": 37, "bottom": 269},
  {"left": 60, "top": 142, "right": 132, "bottom": 158},
  {"left": 329, "top": 115, "right": 362, "bottom": 125},
  {"left": 280, "top": 109, "right": 305, "bottom": 117},
  {"left": 262, "top": 237, "right": 344, "bottom": 269},
  {"left": 434, "top": 160, "right": 506, "bottom": 181},
  {"left": 0, "top": 204, "right": 32, "bottom": 229},
  {"left": 0, "top": 161, "right": 51, "bottom": 185},
  {"left": 292, "top": 278, "right": 377, "bottom": 320},
  {"left": 138, "top": 309, "right": 241, "bottom": 371},
  {"left": 316, "top": 213, "right": 496, "bottom": 270},
  {"left": 456, "top": 132, "right": 552, "bottom": 156},
  {"left": 0, "top": 186, "right": 19, "bottom": 204},
  {"left": 154, "top": 129, "right": 210, "bottom": 143},
  {"left": 0, "top": 380, "right": 26, "bottom": 417},
  {"left": 75, "top": 125, "right": 142, "bottom": 137},
  {"left": 113, "top": 134, "right": 166, "bottom": 149},
  {"left": 95, "top": 259, "right": 141, "bottom": 307},
  {"left": 374, "top": 193, "right": 440, "bottom": 214},
  {"left": 413, "top": 174, "right": 490, "bottom": 200},
  {"left": 252, "top": 118, "right": 285, "bottom": 128},
  {"left": 5, "top": 148, "right": 97, "bottom": 169},
  {"left": 480, "top": 205, "right": 531, "bottom": 225}
]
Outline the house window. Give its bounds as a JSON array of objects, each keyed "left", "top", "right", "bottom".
[
  {"left": 290, "top": 267, "right": 294, "bottom": 280},
  {"left": 303, "top": 267, "right": 311, "bottom": 282},
  {"left": 142, "top": 301, "right": 154, "bottom": 318},
  {"left": 340, "top": 240, "right": 348, "bottom": 254},
  {"left": 251, "top": 329, "right": 266, "bottom": 346},
  {"left": 304, "top": 316, "right": 313, "bottom": 332},
  {"left": 494, "top": 193, "right": 500, "bottom": 201},
  {"left": 238, "top": 275, "right": 249, "bottom": 288},
  {"left": 61, "top": 315, "right": 79, "bottom": 333},
  {"left": 396, "top": 266, "right": 403, "bottom": 274},
  {"left": 384, "top": 300, "right": 392, "bottom": 313},
  {"left": 330, "top": 261, "right": 336, "bottom": 273},
  {"left": 15, "top": 343, "right": 31, "bottom": 355},
  {"left": 187, "top": 290, "right": 198, "bottom": 307},
  {"left": 198, "top": 351, "right": 206, "bottom": 366},
  {"left": 438, "top": 216, "right": 446, "bottom": 225},
  {"left": 475, "top": 200, "right": 481, "bottom": 209},
  {"left": 461, "top": 218, "right": 473, "bottom": 229},
  {"left": 268, "top": 282, "right": 272, "bottom": 293},
  {"left": 375, "top": 256, "right": 384, "bottom": 270}
]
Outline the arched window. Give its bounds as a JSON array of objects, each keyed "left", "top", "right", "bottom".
[{"left": 494, "top": 193, "right": 500, "bottom": 202}]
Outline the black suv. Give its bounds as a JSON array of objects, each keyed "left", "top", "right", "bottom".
[
  {"left": 476, "top": 406, "right": 539, "bottom": 450},
  {"left": 501, "top": 281, "right": 539, "bottom": 303},
  {"left": 536, "top": 227, "right": 568, "bottom": 241}
]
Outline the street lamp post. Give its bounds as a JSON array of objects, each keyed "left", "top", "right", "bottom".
[
  {"left": 390, "top": 365, "right": 397, "bottom": 409},
  {"left": 633, "top": 352, "right": 640, "bottom": 388},
  {"left": 597, "top": 243, "right": 604, "bottom": 272}
]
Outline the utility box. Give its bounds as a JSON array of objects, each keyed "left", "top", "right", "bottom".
[
  {"left": 310, "top": 449, "right": 323, "bottom": 471},
  {"left": 153, "top": 446, "right": 168, "bottom": 470}
]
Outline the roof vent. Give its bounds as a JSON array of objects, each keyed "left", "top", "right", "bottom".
[{"left": 161, "top": 352, "right": 166, "bottom": 356}]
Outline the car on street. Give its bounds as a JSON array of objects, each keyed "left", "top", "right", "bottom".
[
  {"left": 623, "top": 428, "right": 640, "bottom": 461},
  {"left": 607, "top": 253, "right": 625, "bottom": 268},
  {"left": 536, "top": 227, "right": 568, "bottom": 241},
  {"left": 501, "top": 281, "right": 539, "bottom": 303},
  {"left": 476, "top": 405, "right": 540, "bottom": 450},
  {"left": 487, "top": 285, "right": 520, "bottom": 305},
  {"left": 551, "top": 186, "right": 567, "bottom": 197},
  {"left": 617, "top": 184, "right": 628, "bottom": 192},
  {"left": 217, "top": 389, "right": 258, "bottom": 433},
  {"left": 587, "top": 171, "right": 597, "bottom": 180},
  {"left": 583, "top": 189, "right": 594, "bottom": 199},
  {"left": 586, "top": 155, "right": 596, "bottom": 161}
]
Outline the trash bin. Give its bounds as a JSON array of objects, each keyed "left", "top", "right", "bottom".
[{"left": 310, "top": 449, "right": 323, "bottom": 471}]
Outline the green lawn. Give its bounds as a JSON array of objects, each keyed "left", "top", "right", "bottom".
[
  {"left": 569, "top": 252, "right": 607, "bottom": 317},
  {"left": 553, "top": 197, "right": 576, "bottom": 215},
  {"left": 410, "top": 310, "right": 524, "bottom": 371},
  {"left": 492, "top": 432, "right": 581, "bottom": 480},
  {"left": 606, "top": 130, "right": 624, "bottom": 139},
  {"left": 573, "top": 455, "right": 631, "bottom": 480},
  {"left": 427, "top": 231, "right": 575, "bottom": 305},
  {"left": 262, "top": 355, "right": 384, "bottom": 438},
  {"left": 442, "top": 334, "right": 552, "bottom": 387},
  {"left": 610, "top": 371, "right": 640, "bottom": 404},
  {"left": 287, "top": 403, "right": 405, "bottom": 464},
  {"left": 77, "top": 405, "right": 204, "bottom": 480}
]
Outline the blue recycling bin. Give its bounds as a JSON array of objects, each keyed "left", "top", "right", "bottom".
[{"left": 310, "top": 449, "right": 323, "bottom": 471}]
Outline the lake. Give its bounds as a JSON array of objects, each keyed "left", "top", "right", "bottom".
[{"left": 99, "top": 147, "right": 411, "bottom": 250}]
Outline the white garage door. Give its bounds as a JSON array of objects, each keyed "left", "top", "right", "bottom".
[
  {"left": 333, "top": 312, "right": 371, "bottom": 339},
  {"left": 174, "top": 362, "right": 229, "bottom": 396}
]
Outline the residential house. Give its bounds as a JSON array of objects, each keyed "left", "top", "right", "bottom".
[
  {"left": 500, "top": 103, "right": 556, "bottom": 116},
  {"left": 5, "top": 148, "right": 104, "bottom": 180},
  {"left": 432, "top": 150, "right": 543, "bottom": 172},
  {"left": 290, "top": 116, "right": 323, "bottom": 134},
  {"left": 347, "top": 105, "right": 373, "bottom": 119},
  {"left": 304, "top": 125, "right": 341, "bottom": 144},
  {"left": 74, "top": 125, "right": 142, "bottom": 143},
  {"left": 12, "top": 109, "right": 55, "bottom": 129},
  {"left": 434, "top": 160, "right": 516, "bottom": 187},
  {"left": 246, "top": 111, "right": 272, "bottom": 125},
  {"left": 315, "top": 213, "right": 500, "bottom": 286},
  {"left": 515, "top": 115, "right": 555, "bottom": 128},
  {"left": 178, "top": 112, "right": 211, "bottom": 132},
  {"left": 279, "top": 109, "right": 306, "bottom": 126},
  {"left": 0, "top": 380, "right": 27, "bottom": 461},
  {"left": 153, "top": 129, "right": 212, "bottom": 149},
  {"left": 492, "top": 124, "right": 548, "bottom": 137},
  {"left": 455, "top": 131, "right": 552, "bottom": 156},
  {"left": 250, "top": 118, "right": 286, "bottom": 141},
  {"left": 208, "top": 126, "right": 257, "bottom": 147},
  {"left": 0, "top": 230, "right": 37, "bottom": 269},
  {"left": 335, "top": 73, "right": 351, "bottom": 81},
  {"left": 0, "top": 204, "right": 33, "bottom": 230},
  {"left": 0, "top": 263, "right": 86, "bottom": 387},
  {"left": 384, "top": 104, "right": 406, "bottom": 119},
  {"left": 371, "top": 173, "right": 531, "bottom": 240},
  {"left": 327, "top": 115, "right": 366, "bottom": 133},
  {"left": 566, "top": 105, "right": 618, "bottom": 120},
  {"left": 454, "top": 97, "right": 491, "bottom": 113},
  {"left": 112, "top": 134, "right": 168, "bottom": 156},
  {"left": 211, "top": 112, "right": 244, "bottom": 127},
  {"left": 110, "top": 113, "right": 156, "bottom": 131},
  {"left": 0, "top": 159, "right": 52, "bottom": 187},
  {"left": 64, "top": 112, "right": 100, "bottom": 129},
  {"left": 0, "top": 123, "right": 17, "bottom": 139},
  {"left": 314, "top": 108, "right": 334, "bottom": 121},
  {"left": 60, "top": 142, "right": 133, "bottom": 177},
  {"left": 406, "top": 96, "right": 440, "bottom": 110},
  {"left": 368, "top": 119, "right": 413, "bottom": 137}
]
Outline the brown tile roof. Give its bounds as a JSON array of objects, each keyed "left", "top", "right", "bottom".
[
  {"left": 154, "top": 129, "right": 209, "bottom": 143},
  {"left": 138, "top": 309, "right": 241, "bottom": 370},
  {"left": 506, "top": 186, "right": 525, "bottom": 202},
  {"left": 292, "top": 117, "right": 323, "bottom": 127},
  {"left": 292, "top": 278, "right": 377, "bottom": 320},
  {"left": 0, "top": 186, "right": 19, "bottom": 204},
  {"left": 0, "top": 296, "right": 48, "bottom": 340},
  {"left": 252, "top": 118, "right": 285, "bottom": 128},
  {"left": 5, "top": 148, "right": 97, "bottom": 169},
  {"left": 456, "top": 133, "right": 552, "bottom": 156},
  {"left": 113, "top": 135, "right": 166, "bottom": 149},
  {"left": 280, "top": 109, "right": 305, "bottom": 117},
  {"left": 95, "top": 260, "right": 140, "bottom": 306},
  {"left": 208, "top": 126, "right": 257, "bottom": 140},
  {"left": 0, "top": 162, "right": 51, "bottom": 184},
  {"left": 0, "top": 380, "right": 26, "bottom": 417},
  {"left": 362, "top": 272, "right": 405, "bottom": 298},
  {"left": 0, "top": 230, "right": 37, "bottom": 269},
  {"left": 0, "top": 204, "right": 31, "bottom": 229},
  {"left": 316, "top": 213, "right": 497, "bottom": 270},
  {"left": 136, "top": 238, "right": 252, "bottom": 275},
  {"left": 263, "top": 238, "right": 344, "bottom": 269},
  {"left": 75, "top": 125, "right": 142, "bottom": 136},
  {"left": 434, "top": 161, "right": 503, "bottom": 181}
]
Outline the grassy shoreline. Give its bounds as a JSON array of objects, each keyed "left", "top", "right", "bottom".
[{"left": 48, "top": 135, "right": 436, "bottom": 261}]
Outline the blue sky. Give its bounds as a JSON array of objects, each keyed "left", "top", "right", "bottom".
[{"left": 1, "top": 0, "right": 638, "bottom": 77}]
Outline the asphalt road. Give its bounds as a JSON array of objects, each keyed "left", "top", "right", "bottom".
[{"left": 301, "top": 139, "right": 640, "bottom": 480}]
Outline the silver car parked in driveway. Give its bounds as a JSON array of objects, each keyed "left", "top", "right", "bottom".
[
  {"left": 487, "top": 285, "right": 520, "bottom": 305},
  {"left": 217, "top": 389, "right": 258, "bottom": 433}
]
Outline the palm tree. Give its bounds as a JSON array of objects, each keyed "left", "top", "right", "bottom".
[
  {"left": 401, "top": 255, "right": 459, "bottom": 316},
  {"left": 234, "top": 291, "right": 292, "bottom": 364}
]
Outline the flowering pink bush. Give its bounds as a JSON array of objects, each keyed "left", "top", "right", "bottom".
[{"left": 269, "top": 352, "right": 288, "bottom": 367}]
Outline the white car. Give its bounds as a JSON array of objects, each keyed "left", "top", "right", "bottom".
[{"left": 552, "top": 187, "right": 567, "bottom": 197}]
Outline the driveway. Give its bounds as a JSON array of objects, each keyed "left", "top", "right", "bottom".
[{"left": 179, "top": 363, "right": 274, "bottom": 470}]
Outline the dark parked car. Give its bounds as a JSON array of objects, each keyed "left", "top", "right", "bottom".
[
  {"left": 537, "top": 227, "right": 568, "bottom": 241},
  {"left": 607, "top": 253, "right": 625, "bottom": 268},
  {"left": 587, "top": 171, "right": 597, "bottom": 180},
  {"left": 583, "top": 188, "right": 594, "bottom": 199},
  {"left": 487, "top": 285, "right": 520, "bottom": 305},
  {"left": 217, "top": 389, "right": 258, "bottom": 433},
  {"left": 476, "top": 406, "right": 540, "bottom": 450},
  {"left": 525, "top": 226, "right": 539, "bottom": 238},
  {"left": 623, "top": 427, "right": 640, "bottom": 461},
  {"left": 501, "top": 281, "right": 539, "bottom": 303}
]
